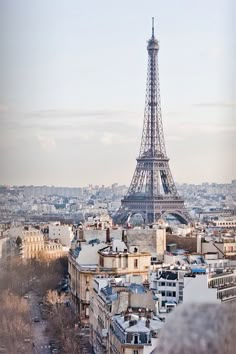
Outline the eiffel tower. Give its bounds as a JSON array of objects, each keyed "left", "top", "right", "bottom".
[{"left": 115, "top": 19, "right": 190, "bottom": 225}]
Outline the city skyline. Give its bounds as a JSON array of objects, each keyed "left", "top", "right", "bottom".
[{"left": 0, "top": 0, "right": 235, "bottom": 187}]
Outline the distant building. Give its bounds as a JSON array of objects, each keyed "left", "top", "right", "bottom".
[
  {"left": 7, "top": 226, "right": 64, "bottom": 259},
  {"left": 124, "top": 228, "right": 166, "bottom": 262},
  {"left": 212, "top": 218, "right": 236, "bottom": 228},
  {"left": 9, "top": 226, "right": 45, "bottom": 258},
  {"left": 84, "top": 214, "right": 113, "bottom": 230},
  {"left": 198, "top": 233, "right": 236, "bottom": 258},
  {"left": 49, "top": 222, "right": 74, "bottom": 247},
  {"left": 43, "top": 240, "right": 65, "bottom": 259}
]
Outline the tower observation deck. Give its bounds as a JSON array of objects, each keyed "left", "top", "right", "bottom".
[{"left": 115, "top": 18, "right": 190, "bottom": 225}]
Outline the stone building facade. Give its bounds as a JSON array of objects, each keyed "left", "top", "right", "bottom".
[{"left": 68, "top": 239, "right": 151, "bottom": 324}]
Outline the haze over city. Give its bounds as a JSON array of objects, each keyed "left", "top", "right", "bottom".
[
  {"left": 0, "top": 0, "right": 235, "bottom": 187},
  {"left": 1, "top": 2, "right": 236, "bottom": 353}
]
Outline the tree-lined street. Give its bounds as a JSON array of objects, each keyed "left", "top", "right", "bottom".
[
  {"left": 0, "top": 256, "right": 92, "bottom": 353},
  {"left": 28, "top": 292, "right": 51, "bottom": 354}
]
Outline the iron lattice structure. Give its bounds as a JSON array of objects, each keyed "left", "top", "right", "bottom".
[{"left": 115, "top": 19, "right": 190, "bottom": 225}]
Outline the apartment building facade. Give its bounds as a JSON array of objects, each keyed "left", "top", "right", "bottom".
[{"left": 68, "top": 239, "right": 151, "bottom": 324}]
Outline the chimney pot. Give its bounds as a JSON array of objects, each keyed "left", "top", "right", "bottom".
[{"left": 106, "top": 228, "right": 111, "bottom": 243}]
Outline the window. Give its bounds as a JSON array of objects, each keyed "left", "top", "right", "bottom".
[
  {"left": 123, "top": 255, "right": 128, "bottom": 268},
  {"left": 85, "top": 288, "right": 89, "bottom": 301},
  {"left": 134, "top": 259, "right": 138, "bottom": 268},
  {"left": 134, "top": 334, "right": 139, "bottom": 344},
  {"left": 100, "top": 256, "right": 104, "bottom": 267},
  {"left": 133, "top": 350, "right": 139, "bottom": 354}
]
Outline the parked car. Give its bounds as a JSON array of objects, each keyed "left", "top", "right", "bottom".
[{"left": 49, "top": 341, "right": 57, "bottom": 349}]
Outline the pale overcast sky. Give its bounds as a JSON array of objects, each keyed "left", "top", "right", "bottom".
[{"left": 0, "top": 0, "right": 235, "bottom": 187}]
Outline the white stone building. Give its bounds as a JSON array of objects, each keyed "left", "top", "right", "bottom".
[
  {"left": 49, "top": 223, "right": 74, "bottom": 247},
  {"left": 183, "top": 269, "right": 236, "bottom": 304},
  {"left": 150, "top": 269, "right": 185, "bottom": 307},
  {"left": 212, "top": 218, "right": 236, "bottom": 228},
  {"left": 68, "top": 238, "right": 151, "bottom": 324}
]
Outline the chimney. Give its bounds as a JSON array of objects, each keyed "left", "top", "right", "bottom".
[
  {"left": 155, "top": 300, "right": 160, "bottom": 315},
  {"left": 106, "top": 228, "right": 111, "bottom": 243},
  {"left": 124, "top": 314, "right": 130, "bottom": 322},
  {"left": 145, "top": 319, "right": 150, "bottom": 328},
  {"left": 129, "top": 319, "right": 137, "bottom": 327},
  {"left": 79, "top": 229, "right": 84, "bottom": 240},
  {"left": 122, "top": 230, "right": 127, "bottom": 242},
  {"left": 143, "top": 279, "right": 149, "bottom": 289},
  {"left": 124, "top": 308, "right": 132, "bottom": 322},
  {"left": 128, "top": 291, "right": 131, "bottom": 308},
  {"left": 110, "top": 278, "right": 116, "bottom": 287},
  {"left": 122, "top": 230, "right": 125, "bottom": 241},
  {"left": 146, "top": 308, "right": 151, "bottom": 319}
]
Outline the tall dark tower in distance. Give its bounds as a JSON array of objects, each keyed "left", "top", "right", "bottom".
[{"left": 115, "top": 19, "right": 190, "bottom": 225}]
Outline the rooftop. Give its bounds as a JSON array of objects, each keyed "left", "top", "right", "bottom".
[
  {"left": 157, "top": 271, "right": 178, "bottom": 281},
  {"left": 114, "top": 313, "right": 164, "bottom": 333}
]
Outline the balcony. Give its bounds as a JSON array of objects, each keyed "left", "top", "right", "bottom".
[
  {"left": 221, "top": 294, "right": 236, "bottom": 302},
  {"left": 208, "top": 270, "right": 235, "bottom": 279},
  {"left": 98, "top": 267, "right": 119, "bottom": 273},
  {"left": 217, "top": 284, "right": 236, "bottom": 292}
]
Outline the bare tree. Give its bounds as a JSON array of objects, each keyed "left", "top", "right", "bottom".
[
  {"left": 46, "top": 289, "right": 66, "bottom": 306},
  {"left": 45, "top": 305, "right": 84, "bottom": 353},
  {"left": 0, "top": 255, "right": 69, "bottom": 352},
  {"left": 0, "top": 291, "right": 32, "bottom": 354}
]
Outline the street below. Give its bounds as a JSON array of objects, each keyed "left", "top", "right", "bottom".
[{"left": 28, "top": 292, "right": 51, "bottom": 354}]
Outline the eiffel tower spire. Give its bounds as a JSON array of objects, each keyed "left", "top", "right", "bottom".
[
  {"left": 152, "top": 16, "right": 155, "bottom": 37},
  {"left": 115, "top": 19, "right": 190, "bottom": 225}
]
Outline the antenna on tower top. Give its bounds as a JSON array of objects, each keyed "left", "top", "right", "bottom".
[{"left": 152, "top": 17, "right": 155, "bottom": 37}]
